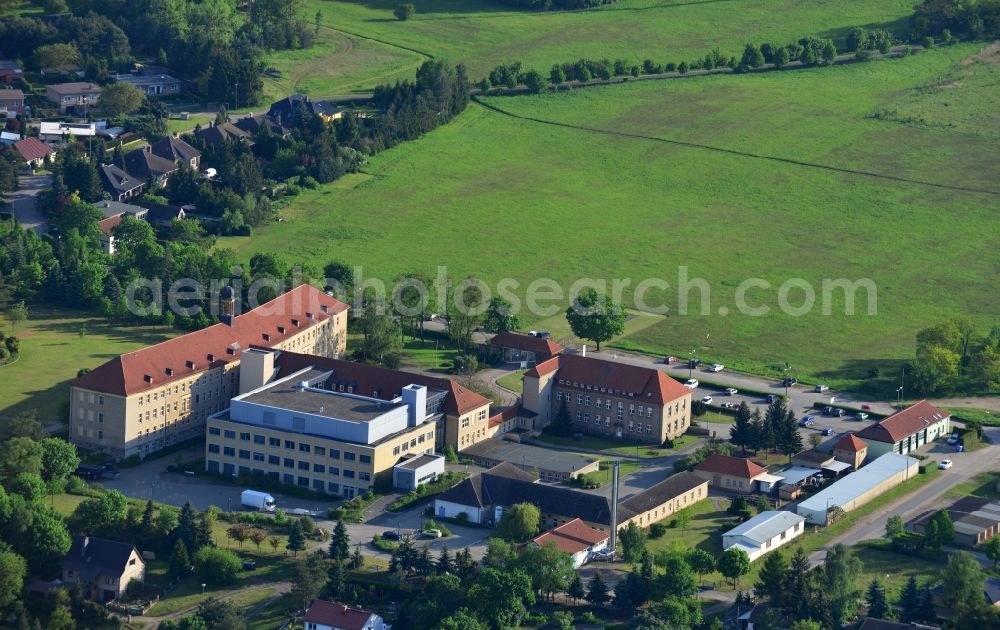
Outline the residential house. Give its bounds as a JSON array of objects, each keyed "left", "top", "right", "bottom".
[
  {"left": 135, "top": 200, "right": 188, "bottom": 227},
  {"left": 434, "top": 462, "right": 707, "bottom": 532},
  {"left": 234, "top": 114, "right": 290, "bottom": 138},
  {"left": 124, "top": 146, "right": 178, "bottom": 185},
  {"left": 912, "top": 497, "right": 1000, "bottom": 547},
  {"left": 45, "top": 82, "right": 102, "bottom": 114},
  {"left": 304, "top": 600, "right": 388, "bottom": 630},
  {"left": 69, "top": 285, "right": 349, "bottom": 459},
  {"left": 692, "top": 453, "right": 769, "bottom": 492},
  {"left": 856, "top": 401, "right": 951, "bottom": 459},
  {"left": 195, "top": 121, "right": 252, "bottom": 147},
  {"left": 94, "top": 200, "right": 148, "bottom": 221},
  {"left": 489, "top": 331, "right": 563, "bottom": 366},
  {"left": 0, "top": 60, "right": 23, "bottom": 85},
  {"left": 39, "top": 121, "right": 97, "bottom": 145},
  {"left": 529, "top": 518, "right": 609, "bottom": 568},
  {"left": 832, "top": 433, "right": 868, "bottom": 470},
  {"left": 114, "top": 72, "right": 182, "bottom": 96},
  {"left": 0, "top": 88, "right": 25, "bottom": 115},
  {"left": 62, "top": 536, "right": 145, "bottom": 603},
  {"left": 149, "top": 135, "right": 201, "bottom": 170},
  {"left": 722, "top": 510, "right": 806, "bottom": 561},
  {"left": 99, "top": 163, "right": 145, "bottom": 201},
  {"left": 267, "top": 94, "right": 343, "bottom": 125},
  {"left": 13, "top": 137, "right": 55, "bottom": 171},
  {"left": 521, "top": 353, "right": 692, "bottom": 445},
  {"left": 97, "top": 215, "right": 123, "bottom": 254}
]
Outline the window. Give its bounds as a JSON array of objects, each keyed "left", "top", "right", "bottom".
[
  {"left": 314, "top": 446, "right": 326, "bottom": 456},
  {"left": 313, "top": 463, "right": 325, "bottom": 473},
  {"left": 585, "top": 396, "right": 591, "bottom": 406},
  {"left": 576, "top": 411, "right": 582, "bottom": 422},
  {"left": 285, "top": 440, "right": 295, "bottom": 450},
  {"left": 254, "top": 434, "right": 265, "bottom": 445},
  {"left": 595, "top": 397, "right": 601, "bottom": 407},
  {"left": 299, "top": 443, "right": 311, "bottom": 453},
  {"left": 343, "top": 470, "right": 355, "bottom": 479},
  {"left": 329, "top": 449, "right": 340, "bottom": 460},
  {"left": 223, "top": 447, "right": 235, "bottom": 456},
  {"left": 359, "top": 472, "right": 371, "bottom": 481},
  {"left": 268, "top": 455, "right": 280, "bottom": 465},
  {"left": 239, "top": 449, "right": 250, "bottom": 460},
  {"left": 98, "top": 430, "right": 103, "bottom": 440},
  {"left": 343, "top": 452, "right": 356, "bottom": 461},
  {"left": 461, "top": 417, "right": 470, "bottom": 429},
  {"left": 269, "top": 437, "right": 280, "bottom": 447},
  {"left": 208, "top": 444, "right": 220, "bottom": 454},
  {"left": 329, "top": 467, "right": 339, "bottom": 476},
  {"left": 576, "top": 394, "right": 583, "bottom": 404},
  {"left": 224, "top": 430, "right": 235, "bottom": 439},
  {"left": 629, "top": 404, "right": 635, "bottom": 415},
  {"left": 253, "top": 452, "right": 264, "bottom": 462},
  {"left": 283, "top": 458, "right": 294, "bottom": 469},
  {"left": 298, "top": 461, "right": 309, "bottom": 470},
  {"left": 393, "top": 446, "right": 400, "bottom": 456},
  {"left": 359, "top": 454, "right": 371, "bottom": 464},
  {"left": 98, "top": 412, "right": 104, "bottom": 424},
  {"left": 584, "top": 413, "right": 590, "bottom": 423},
  {"left": 297, "top": 476, "right": 309, "bottom": 487},
  {"left": 605, "top": 399, "right": 611, "bottom": 410},
  {"left": 239, "top": 432, "right": 250, "bottom": 441}
]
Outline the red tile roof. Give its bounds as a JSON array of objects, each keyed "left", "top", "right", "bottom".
[
  {"left": 833, "top": 433, "right": 867, "bottom": 452},
  {"left": 14, "top": 137, "right": 55, "bottom": 162},
  {"left": 531, "top": 518, "right": 608, "bottom": 555},
  {"left": 303, "top": 600, "right": 376, "bottom": 630},
  {"left": 72, "top": 285, "right": 348, "bottom": 397},
  {"left": 98, "top": 215, "right": 122, "bottom": 236},
  {"left": 0, "top": 88, "right": 24, "bottom": 101},
  {"left": 693, "top": 453, "right": 767, "bottom": 479},
  {"left": 488, "top": 405, "right": 519, "bottom": 428},
  {"left": 524, "top": 354, "right": 688, "bottom": 404},
  {"left": 272, "top": 351, "right": 491, "bottom": 417},
  {"left": 489, "top": 331, "right": 563, "bottom": 356},
  {"left": 855, "top": 400, "right": 950, "bottom": 444}
]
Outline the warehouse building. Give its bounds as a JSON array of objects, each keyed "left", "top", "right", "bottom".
[
  {"left": 797, "top": 453, "right": 918, "bottom": 525},
  {"left": 722, "top": 511, "right": 806, "bottom": 561}
]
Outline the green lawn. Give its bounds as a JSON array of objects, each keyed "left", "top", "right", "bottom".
[
  {"left": 223, "top": 45, "right": 999, "bottom": 393},
  {"left": 496, "top": 370, "right": 525, "bottom": 393},
  {"left": 535, "top": 431, "right": 675, "bottom": 459},
  {"left": 645, "top": 497, "right": 725, "bottom": 556},
  {"left": 575, "top": 459, "right": 642, "bottom": 487},
  {"left": 164, "top": 115, "right": 213, "bottom": 137},
  {"left": 288, "top": 0, "right": 915, "bottom": 94},
  {"left": 944, "top": 471, "right": 1000, "bottom": 501},
  {"left": 853, "top": 540, "right": 947, "bottom": 600},
  {"left": 0, "top": 308, "right": 174, "bottom": 426},
  {"left": 943, "top": 407, "right": 1000, "bottom": 427}
]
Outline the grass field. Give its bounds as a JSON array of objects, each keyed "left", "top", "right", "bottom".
[
  {"left": 0, "top": 308, "right": 174, "bottom": 425},
  {"left": 943, "top": 406, "right": 1000, "bottom": 427},
  {"left": 283, "top": 0, "right": 915, "bottom": 95},
  {"left": 222, "top": 45, "right": 1000, "bottom": 390}
]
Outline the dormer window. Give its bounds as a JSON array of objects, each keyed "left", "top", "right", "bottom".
[
  {"left": 262, "top": 333, "right": 271, "bottom": 342},
  {"left": 320, "top": 305, "right": 328, "bottom": 313},
  {"left": 186, "top": 360, "right": 195, "bottom": 369},
  {"left": 305, "top": 312, "right": 313, "bottom": 319},
  {"left": 165, "top": 368, "right": 174, "bottom": 376},
  {"left": 277, "top": 326, "right": 286, "bottom": 334},
  {"left": 144, "top": 375, "right": 153, "bottom": 383},
  {"left": 207, "top": 353, "right": 215, "bottom": 362},
  {"left": 291, "top": 318, "right": 300, "bottom": 327}
]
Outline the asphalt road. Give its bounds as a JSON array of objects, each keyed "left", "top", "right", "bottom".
[{"left": 8, "top": 173, "right": 50, "bottom": 235}]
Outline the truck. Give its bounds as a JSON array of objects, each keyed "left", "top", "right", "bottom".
[{"left": 240, "top": 490, "right": 276, "bottom": 512}]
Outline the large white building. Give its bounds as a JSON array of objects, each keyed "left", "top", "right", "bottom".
[
  {"left": 722, "top": 511, "right": 806, "bottom": 561},
  {"left": 797, "top": 452, "right": 919, "bottom": 525}
]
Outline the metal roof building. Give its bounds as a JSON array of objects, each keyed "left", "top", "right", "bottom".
[
  {"left": 723, "top": 510, "right": 806, "bottom": 561},
  {"left": 797, "top": 453, "right": 918, "bottom": 525}
]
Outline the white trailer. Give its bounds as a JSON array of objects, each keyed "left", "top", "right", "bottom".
[{"left": 240, "top": 490, "right": 276, "bottom": 511}]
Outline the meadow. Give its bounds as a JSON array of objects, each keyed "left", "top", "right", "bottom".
[
  {"left": 0, "top": 309, "right": 174, "bottom": 424},
  {"left": 221, "top": 44, "right": 1000, "bottom": 388},
  {"left": 284, "top": 0, "right": 916, "bottom": 95}
]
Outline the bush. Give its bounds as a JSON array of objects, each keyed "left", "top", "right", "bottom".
[
  {"left": 394, "top": 3, "right": 415, "bottom": 20},
  {"left": 283, "top": 184, "right": 301, "bottom": 197},
  {"left": 193, "top": 547, "right": 241, "bottom": 584},
  {"left": 371, "top": 535, "right": 398, "bottom": 553},
  {"left": 649, "top": 522, "right": 667, "bottom": 539},
  {"left": 421, "top": 519, "right": 452, "bottom": 537},
  {"left": 298, "top": 175, "right": 318, "bottom": 189},
  {"left": 921, "top": 36, "right": 935, "bottom": 49},
  {"left": 662, "top": 438, "right": 674, "bottom": 449},
  {"left": 451, "top": 353, "right": 478, "bottom": 374},
  {"left": 691, "top": 401, "right": 708, "bottom": 417}
]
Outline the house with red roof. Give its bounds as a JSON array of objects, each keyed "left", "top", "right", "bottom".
[
  {"left": 304, "top": 600, "right": 387, "bottom": 630},
  {"left": 521, "top": 353, "right": 692, "bottom": 445},
  {"left": 529, "top": 518, "right": 609, "bottom": 568},
  {"left": 832, "top": 433, "right": 868, "bottom": 470},
  {"left": 855, "top": 401, "right": 950, "bottom": 460},
  {"left": 13, "top": 137, "right": 55, "bottom": 171},
  {"left": 489, "top": 331, "right": 563, "bottom": 366},
  {"left": 692, "top": 453, "right": 769, "bottom": 492},
  {"left": 70, "top": 284, "right": 349, "bottom": 459}
]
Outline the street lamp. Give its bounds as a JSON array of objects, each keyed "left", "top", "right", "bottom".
[
  {"left": 896, "top": 387, "right": 903, "bottom": 411},
  {"left": 201, "top": 583, "right": 206, "bottom": 595},
  {"left": 688, "top": 349, "right": 696, "bottom": 378},
  {"left": 783, "top": 363, "right": 792, "bottom": 397}
]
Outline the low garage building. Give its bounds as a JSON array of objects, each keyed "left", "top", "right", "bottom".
[
  {"left": 796, "top": 452, "right": 918, "bottom": 525},
  {"left": 529, "top": 518, "right": 609, "bottom": 568},
  {"left": 392, "top": 453, "right": 446, "bottom": 491},
  {"left": 912, "top": 497, "right": 1000, "bottom": 547},
  {"left": 723, "top": 510, "right": 806, "bottom": 561},
  {"left": 460, "top": 439, "right": 599, "bottom": 482}
]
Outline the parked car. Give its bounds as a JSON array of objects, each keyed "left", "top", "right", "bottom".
[
  {"left": 708, "top": 364, "right": 724, "bottom": 373},
  {"left": 688, "top": 358, "right": 702, "bottom": 369},
  {"left": 815, "top": 384, "right": 829, "bottom": 393},
  {"left": 664, "top": 355, "right": 677, "bottom": 364},
  {"left": 861, "top": 404, "right": 871, "bottom": 411},
  {"left": 701, "top": 396, "right": 713, "bottom": 405},
  {"left": 382, "top": 530, "right": 402, "bottom": 541},
  {"left": 724, "top": 387, "right": 738, "bottom": 395},
  {"left": 856, "top": 412, "right": 869, "bottom": 421},
  {"left": 821, "top": 428, "right": 835, "bottom": 436},
  {"left": 422, "top": 529, "right": 443, "bottom": 539},
  {"left": 766, "top": 394, "right": 779, "bottom": 404},
  {"left": 800, "top": 416, "right": 816, "bottom": 427},
  {"left": 684, "top": 379, "right": 699, "bottom": 389},
  {"left": 721, "top": 402, "right": 738, "bottom": 409},
  {"left": 938, "top": 459, "right": 953, "bottom": 470},
  {"left": 947, "top": 434, "right": 960, "bottom": 445},
  {"left": 242, "top": 561, "right": 256, "bottom": 570},
  {"left": 783, "top": 377, "right": 797, "bottom": 386},
  {"left": 823, "top": 406, "right": 844, "bottom": 417}
]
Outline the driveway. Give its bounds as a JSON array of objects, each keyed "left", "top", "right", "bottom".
[{"left": 8, "top": 173, "right": 50, "bottom": 235}]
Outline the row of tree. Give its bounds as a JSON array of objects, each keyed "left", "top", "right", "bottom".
[
  {"left": 728, "top": 398, "right": 804, "bottom": 461},
  {"left": 912, "top": 0, "right": 1000, "bottom": 41}
]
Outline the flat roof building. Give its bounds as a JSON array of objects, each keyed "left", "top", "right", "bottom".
[
  {"left": 460, "top": 439, "right": 599, "bottom": 482},
  {"left": 912, "top": 497, "right": 1000, "bottom": 547},
  {"left": 797, "top": 453, "right": 918, "bottom": 525}
]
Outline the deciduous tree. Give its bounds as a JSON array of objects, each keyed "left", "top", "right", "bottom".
[{"left": 565, "top": 288, "right": 626, "bottom": 351}]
